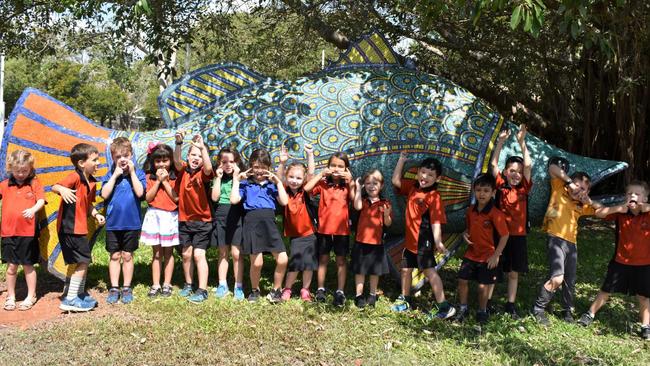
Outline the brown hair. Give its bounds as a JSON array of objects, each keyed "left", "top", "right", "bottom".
[
  {"left": 248, "top": 148, "right": 272, "bottom": 169},
  {"left": 7, "top": 150, "right": 36, "bottom": 178},
  {"left": 360, "top": 169, "right": 384, "bottom": 198},
  {"left": 627, "top": 180, "right": 650, "bottom": 197},
  {"left": 218, "top": 146, "right": 244, "bottom": 173},
  {"left": 109, "top": 137, "right": 133, "bottom": 155},
  {"left": 70, "top": 143, "right": 99, "bottom": 167}
]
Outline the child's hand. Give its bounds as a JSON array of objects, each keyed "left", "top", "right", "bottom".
[
  {"left": 156, "top": 168, "right": 169, "bottom": 182},
  {"left": 304, "top": 143, "right": 313, "bottom": 156},
  {"left": 487, "top": 254, "right": 500, "bottom": 269},
  {"left": 279, "top": 144, "right": 289, "bottom": 163},
  {"left": 516, "top": 124, "right": 527, "bottom": 145},
  {"left": 264, "top": 170, "right": 281, "bottom": 184},
  {"left": 462, "top": 231, "right": 473, "bottom": 245},
  {"left": 59, "top": 187, "right": 77, "bottom": 204},
  {"left": 435, "top": 242, "right": 447, "bottom": 255},
  {"left": 237, "top": 168, "right": 251, "bottom": 181},
  {"left": 126, "top": 160, "right": 135, "bottom": 174},
  {"left": 95, "top": 214, "right": 106, "bottom": 226},
  {"left": 355, "top": 177, "right": 362, "bottom": 190},
  {"left": 215, "top": 165, "right": 224, "bottom": 179},
  {"left": 498, "top": 128, "right": 511, "bottom": 144},
  {"left": 113, "top": 165, "right": 124, "bottom": 177},
  {"left": 191, "top": 135, "right": 205, "bottom": 150},
  {"left": 340, "top": 168, "right": 353, "bottom": 183},
  {"left": 22, "top": 207, "right": 36, "bottom": 219},
  {"left": 175, "top": 131, "right": 185, "bottom": 144},
  {"left": 321, "top": 168, "right": 332, "bottom": 177},
  {"left": 398, "top": 151, "right": 408, "bottom": 162},
  {"left": 381, "top": 204, "right": 391, "bottom": 219}
]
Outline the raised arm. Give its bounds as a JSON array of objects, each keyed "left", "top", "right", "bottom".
[
  {"left": 211, "top": 166, "right": 224, "bottom": 202},
  {"left": 304, "top": 171, "right": 325, "bottom": 193},
  {"left": 392, "top": 151, "right": 407, "bottom": 190},
  {"left": 192, "top": 135, "right": 213, "bottom": 176},
  {"left": 490, "top": 128, "right": 509, "bottom": 178},
  {"left": 353, "top": 178, "right": 363, "bottom": 211},
  {"left": 101, "top": 166, "right": 123, "bottom": 199},
  {"left": 230, "top": 165, "right": 246, "bottom": 204},
  {"left": 305, "top": 144, "right": 315, "bottom": 178},
  {"left": 276, "top": 144, "right": 289, "bottom": 183},
  {"left": 173, "top": 131, "right": 185, "bottom": 172},
  {"left": 269, "top": 171, "right": 289, "bottom": 206},
  {"left": 128, "top": 160, "right": 144, "bottom": 198},
  {"left": 517, "top": 124, "right": 532, "bottom": 181}
]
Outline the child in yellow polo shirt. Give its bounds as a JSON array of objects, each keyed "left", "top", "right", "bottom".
[{"left": 532, "top": 157, "right": 602, "bottom": 325}]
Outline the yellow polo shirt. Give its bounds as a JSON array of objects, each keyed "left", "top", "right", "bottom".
[{"left": 542, "top": 178, "right": 595, "bottom": 244}]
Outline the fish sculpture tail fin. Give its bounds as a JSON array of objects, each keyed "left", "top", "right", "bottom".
[{"left": 0, "top": 88, "right": 114, "bottom": 280}]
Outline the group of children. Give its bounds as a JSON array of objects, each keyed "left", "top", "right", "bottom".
[{"left": 1, "top": 125, "right": 649, "bottom": 339}]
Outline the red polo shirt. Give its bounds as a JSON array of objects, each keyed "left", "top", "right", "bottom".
[
  {"left": 495, "top": 172, "right": 532, "bottom": 235},
  {"left": 56, "top": 170, "right": 97, "bottom": 235},
  {"left": 398, "top": 180, "right": 447, "bottom": 254},
  {"left": 146, "top": 176, "right": 178, "bottom": 211},
  {"left": 284, "top": 189, "right": 315, "bottom": 238},
  {"left": 606, "top": 211, "right": 650, "bottom": 265},
  {"left": 0, "top": 176, "right": 46, "bottom": 237},
  {"left": 175, "top": 162, "right": 213, "bottom": 222},
  {"left": 312, "top": 180, "right": 350, "bottom": 235},
  {"left": 464, "top": 201, "right": 509, "bottom": 263},
  {"left": 356, "top": 198, "right": 391, "bottom": 245}
]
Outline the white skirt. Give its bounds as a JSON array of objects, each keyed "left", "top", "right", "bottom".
[{"left": 140, "top": 207, "right": 179, "bottom": 247}]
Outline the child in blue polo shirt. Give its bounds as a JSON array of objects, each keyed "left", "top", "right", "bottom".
[{"left": 100, "top": 137, "right": 146, "bottom": 304}]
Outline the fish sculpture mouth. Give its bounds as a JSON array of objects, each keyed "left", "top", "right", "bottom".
[{"left": 589, "top": 162, "right": 629, "bottom": 205}]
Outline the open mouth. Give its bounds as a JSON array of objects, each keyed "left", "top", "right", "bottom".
[{"left": 589, "top": 164, "right": 628, "bottom": 205}]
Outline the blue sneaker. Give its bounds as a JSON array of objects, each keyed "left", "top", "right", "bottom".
[
  {"left": 59, "top": 296, "right": 94, "bottom": 312},
  {"left": 121, "top": 287, "right": 134, "bottom": 304},
  {"left": 188, "top": 289, "right": 209, "bottom": 304},
  {"left": 79, "top": 292, "right": 98, "bottom": 308},
  {"left": 106, "top": 288, "right": 120, "bottom": 304},
  {"left": 179, "top": 283, "right": 193, "bottom": 298},
  {"left": 391, "top": 295, "right": 410, "bottom": 313},
  {"left": 214, "top": 284, "right": 230, "bottom": 298},
  {"left": 234, "top": 287, "right": 245, "bottom": 301}
]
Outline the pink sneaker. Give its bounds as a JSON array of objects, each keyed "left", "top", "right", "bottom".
[
  {"left": 300, "top": 288, "right": 312, "bottom": 302},
  {"left": 281, "top": 288, "right": 292, "bottom": 301}
]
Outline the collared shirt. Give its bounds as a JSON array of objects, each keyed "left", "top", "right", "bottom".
[
  {"left": 495, "top": 171, "right": 532, "bottom": 235},
  {"left": 0, "top": 176, "right": 46, "bottom": 237},
  {"left": 606, "top": 210, "right": 650, "bottom": 265},
  {"left": 102, "top": 168, "right": 146, "bottom": 230},
  {"left": 146, "top": 176, "right": 178, "bottom": 211},
  {"left": 56, "top": 170, "right": 97, "bottom": 235},
  {"left": 175, "top": 162, "right": 213, "bottom": 222},
  {"left": 239, "top": 179, "right": 278, "bottom": 211},
  {"left": 356, "top": 198, "right": 391, "bottom": 245},
  {"left": 284, "top": 189, "right": 314, "bottom": 238},
  {"left": 542, "top": 177, "right": 595, "bottom": 244},
  {"left": 398, "top": 179, "right": 447, "bottom": 254},
  {"left": 464, "top": 200, "right": 509, "bottom": 263},
  {"left": 312, "top": 180, "right": 350, "bottom": 235}
]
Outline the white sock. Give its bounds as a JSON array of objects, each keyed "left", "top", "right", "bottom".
[
  {"left": 219, "top": 280, "right": 228, "bottom": 287},
  {"left": 66, "top": 277, "right": 82, "bottom": 301}
]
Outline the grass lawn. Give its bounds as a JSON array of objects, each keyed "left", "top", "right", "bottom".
[{"left": 1, "top": 225, "right": 649, "bottom": 365}]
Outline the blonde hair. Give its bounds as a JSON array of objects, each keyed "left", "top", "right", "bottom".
[
  {"left": 7, "top": 150, "right": 35, "bottom": 177},
  {"left": 110, "top": 137, "right": 133, "bottom": 155}
]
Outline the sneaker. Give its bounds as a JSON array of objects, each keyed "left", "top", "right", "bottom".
[
  {"left": 266, "top": 288, "right": 283, "bottom": 303},
  {"left": 188, "top": 289, "right": 209, "bottom": 304},
  {"left": 148, "top": 286, "right": 161, "bottom": 298},
  {"left": 161, "top": 285, "right": 173, "bottom": 297},
  {"left": 476, "top": 310, "right": 489, "bottom": 325},
  {"left": 79, "top": 292, "right": 98, "bottom": 308},
  {"left": 640, "top": 325, "right": 650, "bottom": 340},
  {"left": 391, "top": 295, "right": 410, "bottom": 313},
  {"left": 504, "top": 302, "right": 519, "bottom": 320},
  {"left": 248, "top": 289, "right": 261, "bottom": 303},
  {"left": 234, "top": 287, "right": 245, "bottom": 301},
  {"left": 486, "top": 300, "right": 497, "bottom": 315},
  {"left": 578, "top": 313, "right": 594, "bottom": 327},
  {"left": 179, "top": 283, "right": 193, "bottom": 298},
  {"left": 106, "top": 287, "right": 120, "bottom": 304},
  {"left": 533, "top": 309, "right": 550, "bottom": 326},
  {"left": 315, "top": 288, "right": 327, "bottom": 303},
  {"left": 333, "top": 290, "right": 346, "bottom": 307},
  {"left": 300, "top": 288, "right": 312, "bottom": 302},
  {"left": 59, "top": 296, "right": 94, "bottom": 312},
  {"left": 121, "top": 287, "right": 134, "bottom": 304},
  {"left": 214, "top": 284, "right": 230, "bottom": 299},
  {"left": 454, "top": 306, "right": 469, "bottom": 323},
  {"left": 281, "top": 288, "right": 292, "bottom": 301},
  {"left": 562, "top": 310, "right": 574, "bottom": 323},
  {"left": 366, "top": 294, "right": 378, "bottom": 307},
  {"left": 435, "top": 304, "right": 456, "bottom": 320},
  {"left": 354, "top": 295, "right": 366, "bottom": 309}
]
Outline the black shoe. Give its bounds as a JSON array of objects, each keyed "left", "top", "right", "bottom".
[
  {"left": 366, "top": 294, "right": 377, "bottom": 307},
  {"left": 486, "top": 300, "right": 497, "bottom": 315},
  {"left": 641, "top": 326, "right": 650, "bottom": 340},
  {"left": 504, "top": 302, "right": 520, "bottom": 320},
  {"left": 562, "top": 310, "right": 574, "bottom": 323},
  {"left": 333, "top": 291, "right": 346, "bottom": 307},
  {"left": 354, "top": 295, "right": 366, "bottom": 309},
  {"left": 578, "top": 313, "right": 594, "bottom": 327},
  {"left": 147, "top": 286, "right": 161, "bottom": 298},
  {"left": 476, "top": 311, "right": 489, "bottom": 325},
  {"left": 533, "top": 309, "right": 550, "bottom": 326},
  {"left": 248, "top": 288, "right": 261, "bottom": 303},
  {"left": 454, "top": 306, "right": 469, "bottom": 323},
  {"left": 315, "top": 288, "right": 327, "bottom": 303},
  {"left": 266, "top": 288, "right": 282, "bottom": 303}
]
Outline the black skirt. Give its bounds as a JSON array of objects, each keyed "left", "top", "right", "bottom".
[
  {"left": 211, "top": 204, "right": 244, "bottom": 247},
  {"left": 241, "top": 209, "right": 286, "bottom": 255},
  {"left": 351, "top": 242, "right": 389, "bottom": 275},
  {"left": 287, "top": 234, "right": 318, "bottom": 272}
]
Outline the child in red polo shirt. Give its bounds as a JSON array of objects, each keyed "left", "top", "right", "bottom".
[
  {"left": 578, "top": 180, "right": 650, "bottom": 340},
  {"left": 304, "top": 152, "right": 356, "bottom": 306},
  {"left": 1, "top": 150, "right": 46, "bottom": 311},
  {"left": 53, "top": 143, "right": 105, "bottom": 312},
  {"left": 488, "top": 124, "right": 532, "bottom": 318},
  {"left": 173, "top": 131, "right": 213, "bottom": 303},
  {"left": 277, "top": 144, "right": 316, "bottom": 302},
  {"left": 455, "top": 174, "right": 509, "bottom": 324},
  {"left": 390, "top": 152, "right": 455, "bottom": 319},
  {"left": 351, "top": 169, "right": 392, "bottom": 308}
]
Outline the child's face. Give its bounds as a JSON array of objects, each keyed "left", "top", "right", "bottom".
[
  {"left": 328, "top": 156, "right": 347, "bottom": 180},
  {"left": 363, "top": 172, "right": 383, "bottom": 198},
  {"left": 417, "top": 166, "right": 440, "bottom": 189},
  {"left": 187, "top": 146, "right": 203, "bottom": 170},
  {"left": 250, "top": 162, "right": 270, "bottom": 183},
  {"left": 220, "top": 153, "right": 236, "bottom": 175},
  {"left": 569, "top": 178, "right": 590, "bottom": 201},
  {"left": 474, "top": 184, "right": 496, "bottom": 205},
  {"left": 112, "top": 148, "right": 132, "bottom": 172},
  {"left": 10, "top": 164, "right": 32, "bottom": 184},
  {"left": 504, "top": 162, "right": 523, "bottom": 186},
  {"left": 286, "top": 166, "right": 305, "bottom": 190},
  {"left": 154, "top": 157, "right": 171, "bottom": 171},
  {"left": 79, "top": 152, "right": 100, "bottom": 176},
  {"left": 626, "top": 185, "right": 648, "bottom": 207}
]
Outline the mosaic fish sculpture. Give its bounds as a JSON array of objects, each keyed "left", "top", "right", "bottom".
[{"left": 1, "top": 32, "right": 627, "bottom": 286}]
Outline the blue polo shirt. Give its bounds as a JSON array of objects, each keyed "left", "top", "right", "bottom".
[
  {"left": 102, "top": 168, "right": 147, "bottom": 231},
  {"left": 239, "top": 179, "right": 278, "bottom": 211}
]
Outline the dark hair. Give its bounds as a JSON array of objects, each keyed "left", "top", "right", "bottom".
[
  {"left": 571, "top": 171, "right": 591, "bottom": 185},
  {"left": 249, "top": 148, "right": 272, "bottom": 168},
  {"left": 144, "top": 144, "right": 177, "bottom": 179},
  {"left": 419, "top": 158, "right": 442, "bottom": 176},
  {"left": 548, "top": 156, "right": 570, "bottom": 174},
  {"left": 70, "top": 143, "right": 99, "bottom": 167},
  {"left": 217, "top": 146, "right": 243, "bottom": 176},
  {"left": 328, "top": 152, "right": 350, "bottom": 168},
  {"left": 473, "top": 173, "right": 497, "bottom": 189},
  {"left": 505, "top": 156, "right": 524, "bottom": 169}
]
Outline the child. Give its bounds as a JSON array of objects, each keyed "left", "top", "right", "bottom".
[
  {"left": 278, "top": 144, "right": 316, "bottom": 301},
  {"left": 304, "top": 152, "right": 355, "bottom": 306},
  {"left": 140, "top": 142, "right": 179, "bottom": 298},
  {"left": 210, "top": 147, "right": 245, "bottom": 300},
  {"left": 173, "top": 131, "right": 214, "bottom": 303},
  {"left": 578, "top": 180, "right": 650, "bottom": 340},
  {"left": 1, "top": 150, "right": 46, "bottom": 311},
  {"left": 230, "top": 148, "right": 289, "bottom": 303},
  {"left": 455, "top": 174, "right": 509, "bottom": 324},
  {"left": 100, "top": 137, "right": 146, "bottom": 304},
  {"left": 53, "top": 143, "right": 105, "bottom": 312},
  {"left": 488, "top": 124, "right": 532, "bottom": 318},
  {"left": 532, "top": 157, "right": 602, "bottom": 325},
  {"left": 351, "top": 169, "right": 392, "bottom": 308},
  {"left": 390, "top": 152, "right": 455, "bottom": 319}
]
